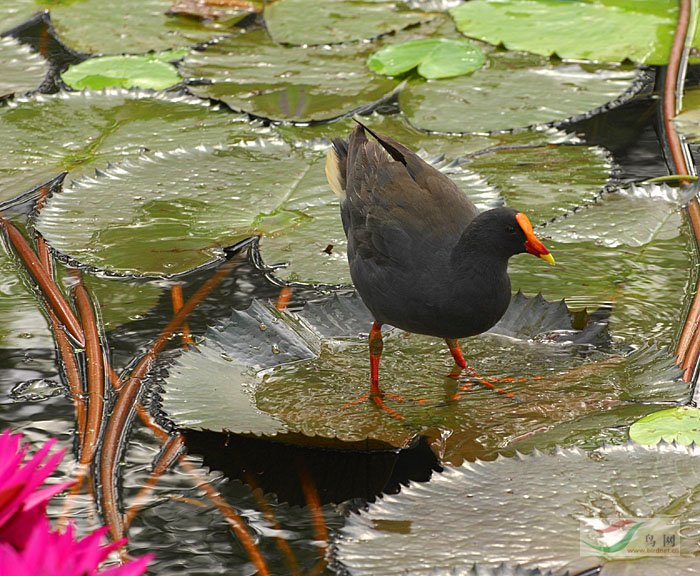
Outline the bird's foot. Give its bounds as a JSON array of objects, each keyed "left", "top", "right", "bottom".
[
  {"left": 341, "top": 391, "right": 407, "bottom": 421},
  {"left": 447, "top": 364, "right": 481, "bottom": 379},
  {"left": 449, "top": 374, "right": 541, "bottom": 403}
]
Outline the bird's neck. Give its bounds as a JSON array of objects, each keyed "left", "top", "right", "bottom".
[{"left": 450, "top": 225, "right": 511, "bottom": 279}]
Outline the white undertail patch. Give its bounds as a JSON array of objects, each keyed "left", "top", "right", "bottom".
[{"left": 325, "top": 147, "right": 345, "bottom": 200}]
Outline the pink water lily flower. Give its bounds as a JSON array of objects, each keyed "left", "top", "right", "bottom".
[{"left": 0, "top": 429, "right": 152, "bottom": 575}]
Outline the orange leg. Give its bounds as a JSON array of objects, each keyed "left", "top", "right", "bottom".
[
  {"left": 445, "top": 338, "right": 479, "bottom": 377},
  {"left": 369, "top": 321, "right": 383, "bottom": 397}
]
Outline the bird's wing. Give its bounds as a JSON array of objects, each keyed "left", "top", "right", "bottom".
[{"left": 338, "top": 124, "right": 478, "bottom": 267}]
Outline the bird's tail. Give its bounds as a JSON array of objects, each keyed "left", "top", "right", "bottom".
[{"left": 325, "top": 137, "right": 348, "bottom": 199}]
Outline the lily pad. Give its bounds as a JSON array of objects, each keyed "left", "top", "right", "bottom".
[
  {"left": 35, "top": 143, "right": 324, "bottom": 277},
  {"left": 508, "top": 181, "right": 691, "bottom": 347},
  {"left": 275, "top": 112, "right": 575, "bottom": 159},
  {"left": 0, "top": 0, "right": 42, "bottom": 33},
  {"left": 368, "top": 37, "right": 485, "bottom": 79},
  {"left": 264, "top": 0, "right": 425, "bottom": 46},
  {"left": 335, "top": 444, "right": 700, "bottom": 575},
  {"left": 466, "top": 144, "right": 614, "bottom": 226},
  {"left": 630, "top": 406, "right": 700, "bottom": 446},
  {"left": 157, "top": 293, "right": 679, "bottom": 462},
  {"left": 44, "top": 0, "right": 241, "bottom": 54},
  {"left": 0, "top": 36, "right": 49, "bottom": 99},
  {"left": 541, "top": 182, "right": 688, "bottom": 248},
  {"left": 0, "top": 90, "right": 266, "bottom": 203},
  {"left": 182, "top": 28, "right": 400, "bottom": 123},
  {"left": 400, "top": 51, "right": 641, "bottom": 133},
  {"left": 61, "top": 54, "right": 182, "bottom": 91},
  {"left": 674, "top": 87, "right": 700, "bottom": 143},
  {"left": 450, "top": 0, "right": 700, "bottom": 65}
]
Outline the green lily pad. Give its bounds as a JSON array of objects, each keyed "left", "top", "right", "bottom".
[
  {"left": 275, "top": 112, "right": 572, "bottom": 159},
  {"left": 450, "top": 0, "right": 700, "bottom": 65},
  {"left": 508, "top": 184, "right": 691, "bottom": 348},
  {"left": 158, "top": 294, "right": 685, "bottom": 463},
  {"left": 0, "top": 0, "right": 41, "bottom": 33},
  {"left": 264, "top": 0, "right": 426, "bottom": 46},
  {"left": 674, "top": 87, "right": 700, "bottom": 143},
  {"left": 35, "top": 143, "right": 325, "bottom": 276},
  {"left": 368, "top": 37, "right": 485, "bottom": 79},
  {"left": 0, "top": 90, "right": 266, "bottom": 203},
  {"left": 62, "top": 54, "right": 182, "bottom": 90},
  {"left": 182, "top": 28, "right": 399, "bottom": 122},
  {"left": 43, "top": 0, "right": 243, "bottom": 54},
  {"left": 400, "top": 52, "right": 640, "bottom": 133},
  {"left": 335, "top": 444, "right": 700, "bottom": 574},
  {"left": 466, "top": 143, "right": 613, "bottom": 225},
  {"left": 0, "top": 36, "right": 49, "bottom": 99},
  {"left": 630, "top": 406, "right": 700, "bottom": 446}
]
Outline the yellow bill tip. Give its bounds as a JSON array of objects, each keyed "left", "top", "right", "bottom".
[{"left": 540, "top": 252, "right": 556, "bottom": 266}]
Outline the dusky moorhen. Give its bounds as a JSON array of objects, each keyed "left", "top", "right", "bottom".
[{"left": 326, "top": 123, "right": 554, "bottom": 404}]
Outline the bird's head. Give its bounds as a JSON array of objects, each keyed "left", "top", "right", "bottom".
[{"left": 469, "top": 207, "right": 555, "bottom": 265}]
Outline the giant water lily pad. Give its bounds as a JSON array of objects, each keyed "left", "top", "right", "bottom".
[
  {"left": 674, "top": 87, "right": 700, "bottom": 143},
  {"left": 264, "top": 0, "right": 426, "bottom": 46},
  {"left": 450, "top": 0, "right": 700, "bottom": 66},
  {"left": 35, "top": 143, "right": 322, "bottom": 277},
  {"left": 35, "top": 139, "right": 504, "bottom": 281},
  {"left": 183, "top": 28, "right": 400, "bottom": 123},
  {"left": 158, "top": 293, "right": 685, "bottom": 462},
  {"left": 509, "top": 181, "right": 692, "bottom": 347},
  {"left": 541, "top": 182, "right": 688, "bottom": 247},
  {"left": 630, "top": 406, "right": 700, "bottom": 446},
  {"left": 0, "top": 90, "right": 266, "bottom": 202},
  {"left": 43, "top": 0, "right": 242, "bottom": 54},
  {"left": 335, "top": 444, "right": 700, "bottom": 575},
  {"left": 0, "top": 37, "right": 48, "bottom": 99},
  {"left": 0, "top": 0, "right": 41, "bottom": 33},
  {"left": 400, "top": 51, "right": 640, "bottom": 133},
  {"left": 466, "top": 144, "right": 613, "bottom": 225}
]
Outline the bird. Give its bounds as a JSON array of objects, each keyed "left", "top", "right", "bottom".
[{"left": 325, "top": 122, "right": 555, "bottom": 407}]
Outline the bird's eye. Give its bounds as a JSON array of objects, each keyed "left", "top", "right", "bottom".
[{"left": 506, "top": 225, "right": 517, "bottom": 234}]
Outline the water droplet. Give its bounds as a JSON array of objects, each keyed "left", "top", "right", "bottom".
[
  {"left": 259, "top": 323, "right": 268, "bottom": 332},
  {"left": 271, "top": 344, "right": 280, "bottom": 355}
]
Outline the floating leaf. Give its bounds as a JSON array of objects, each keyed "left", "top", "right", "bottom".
[
  {"left": 368, "top": 37, "right": 485, "bottom": 79},
  {"left": 466, "top": 144, "right": 613, "bottom": 225},
  {"left": 264, "top": 0, "right": 425, "bottom": 46},
  {"left": 61, "top": 55, "right": 182, "bottom": 91},
  {"left": 630, "top": 406, "right": 700, "bottom": 446},
  {"left": 450, "top": 0, "right": 700, "bottom": 65},
  {"left": 0, "top": 0, "right": 40, "bottom": 33},
  {"left": 183, "top": 28, "right": 399, "bottom": 123},
  {"left": 0, "top": 90, "right": 265, "bottom": 202},
  {"left": 335, "top": 444, "right": 700, "bottom": 575},
  {"left": 400, "top": 51, "right": 640, "bottom": 133},
  {"left": 35, "top": 143, "right": 324, "bottom": 277},
  {"left": 541, "top": 182, "right": 688, "bottom": 248},
  {"left": 509, "top": 181, "right": 691, "bottom": 347},
  {"left": 674, "top": 87, "right": 700, "bottom": 143},
  {"left": 0, "top": 37, "right": 48, "bottom": 99},
  {"left": 44, "top": 0, "right": 240, "bottom": 54},
  {"left": 157, "top": 293, "right": 676, "bottom": 461}
]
